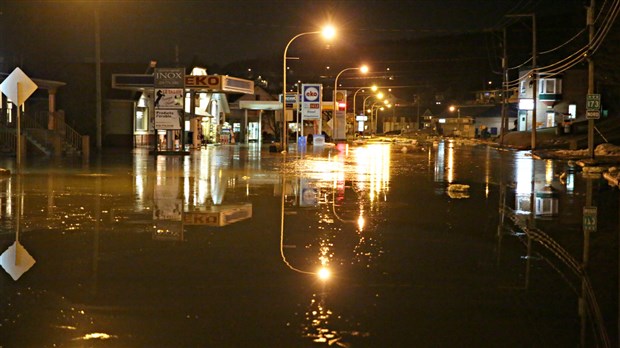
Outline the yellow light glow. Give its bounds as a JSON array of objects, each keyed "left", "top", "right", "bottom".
[
  {"left": 357, "top": 214, "right": 365, "bottom": 230},
  {"left": 449, "top": 105, "right": 456, "bottom": 112},
  {"left": 360, "top": 65, "right": 369, "bottom": 74},
  {"left": 322, "top": 25, "right": 336, "bottom": 39},
  {"left": 376, "top": 92, "right": 384, "bottom": 100},
  {"left": 318, "top": 267, "right": 331, "bottom": 280},
  {"left": 371, "top": 85, "right": 378, "bottom": 92}
]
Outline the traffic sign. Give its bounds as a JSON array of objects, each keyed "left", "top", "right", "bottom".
[
  {"left": 586, "top": 94, "right": 601, "bottom": 111},
  {"left": 586, "top": 110, "right": 600, "bottom": 119},
  {"left": 0, "top": 67, "right": 38, "bottom": 106},
  {"left": 1, "top": 241, "right": 36, "bottom": 281},
  {"left": 583, "top": 206, "right": 597, "bottom": 233}
]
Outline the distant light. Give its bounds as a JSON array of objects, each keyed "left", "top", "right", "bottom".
[
  {"left": 371, "top": 85, "right": 378, "bottom": 92},
  {"left": 360, "top": 65, "right": 369, "bottom": 74},
  {"left": 322, "top": 25, "right": 336, "bottom": 39},
  {"left": 317, "top": 267, "right": 331, "bottom": 280},
  {"left": 439, "top": 118, "right": 446, "bottom": 123},
  {"left": 191, "top": 67, "right": 207, "bottom": 76}
]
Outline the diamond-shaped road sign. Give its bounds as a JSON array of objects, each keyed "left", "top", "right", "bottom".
[
  {"left": 0, "top": 67, "right": 38, "bottom": 106},
  {"left": 1, "top": 241, "right": 36, "bottom": 280}
]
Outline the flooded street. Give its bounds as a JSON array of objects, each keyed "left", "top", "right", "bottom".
[{"left": 0, "top": 141, "right": 617, "bottom": 347}]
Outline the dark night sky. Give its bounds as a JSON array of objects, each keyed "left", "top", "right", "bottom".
[{"left": 1, "top": 0, "right": 587, "bottom": 67}]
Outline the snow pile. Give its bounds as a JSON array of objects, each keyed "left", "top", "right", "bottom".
[
  {"left": 595, "top": 143, "right": 620, "bottom": 156},
  {"left": 447, "top": 184, "right": 470, "bottom": 199}
]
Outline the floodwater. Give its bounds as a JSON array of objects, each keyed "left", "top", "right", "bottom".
[{"left": 0, "top": 140, "right": 617, "bottom": 347}]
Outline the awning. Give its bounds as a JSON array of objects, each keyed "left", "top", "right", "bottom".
[{"left": 239, "top": 100, "right": 282, "bottom": 110}]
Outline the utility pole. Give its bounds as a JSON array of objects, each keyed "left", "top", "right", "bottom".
[
  {"left": 587, "top": 0, "right": 596, "bottom": 158},
  {"left": 95, "top": 4, "right": 102, "bottom": 151},
  {"left": 500, "top": 28, "right": 508, "bottom": 145},
  {"left": 531, "top": 14, "right": 537, "bottom": 150},
  {"left": 506, "top": 14, "right": 537, "bottom": 149}
]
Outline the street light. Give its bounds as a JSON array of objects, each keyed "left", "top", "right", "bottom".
[
  {"left": 352, "top": 85, "right": 377, "bottom": 115},
  {"left": 333, "top": 65, "right": 368, "bottom": 141},
  {"left": 370, "top": 100, "right": 390, "bottom": 134},
  {"left": 363, "top": 92, "right": 384, "bottom": 134},
  {"left": 282, "top": 26, "right": 335, "bottom": 152},
  {"left": 449, "top": 105, "right": 460, "bottom": 119}
]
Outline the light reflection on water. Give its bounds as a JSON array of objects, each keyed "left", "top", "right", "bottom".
[{"left": 0, "top": 143, "right": 615, "bottom": 346}]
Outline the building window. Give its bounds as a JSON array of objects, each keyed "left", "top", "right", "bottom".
[
  {"left": 546, "top": 111, "right": 555, "bottom": 127},
  {"left": 539, "top": 78, "right": 561, "bottom": 94},
  {"left": 568, "top": 104, "right": 576, "bottom": 120},
  {"left": 135, "top": 108, "right": 148, "bottom": 131},
  {"left": 520, "top": 80, "right": 527, "bottom": 96}
]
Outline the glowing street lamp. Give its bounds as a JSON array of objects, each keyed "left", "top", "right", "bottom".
[
  {"left": 352, "top": 85, "right": 377, "bottom": 116},
  {"left": 282, "top": 26, "right": 335, "bottom": 151},
  {"left": 333, "top": 65, "right": 368, "bottom": 141},
  {"left": 449, "top": 105, "right": 461, "bottom": 119},
  {"left": 362, "top": 92, "right": 385, "bottom": 134}
]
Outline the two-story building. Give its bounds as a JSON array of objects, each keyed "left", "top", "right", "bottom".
[{"left": 516, "top": 68, "right": 587, "bottom": 131}]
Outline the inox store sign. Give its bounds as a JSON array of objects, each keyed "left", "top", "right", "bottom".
[{"left": 154, "top": 68, "right": 185, "bottom": 88}]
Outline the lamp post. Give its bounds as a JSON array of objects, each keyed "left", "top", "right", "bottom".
[
  {"left": 333, "top": 65, "right": 368, "bottom": 141},
  {"left": 368, "top": 100, "right": 388, "bottom": 134},
  {"left": 353, "top": 85, "right": 377, "bottom": 116},
  {"left": 282, "top": 26, "right": 335, "bottom": 151},
  {"left": 363, "top": 92, "right": 384, "bottom": 134},
  {"left": 449, "top": 105, "right": 460, "bottom": 119}
]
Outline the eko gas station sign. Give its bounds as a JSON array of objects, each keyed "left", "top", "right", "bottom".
[{"left": 113, "top": 73, "right": 254, "bottom": 94}]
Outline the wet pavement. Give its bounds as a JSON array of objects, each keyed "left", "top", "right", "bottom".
[{"left": 0, "top": 141, "right": 617, "bottom": 347}]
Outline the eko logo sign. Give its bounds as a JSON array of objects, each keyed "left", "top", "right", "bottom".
[
  {"left": 302, "top": 84, "right": 322, "bottom": 120},
  {"left": 303, "top": 85, "right": 320, "bottom": 102}
]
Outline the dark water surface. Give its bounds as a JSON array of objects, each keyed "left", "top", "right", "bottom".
[{"left": 0, "top": 142, "right": 617, "bottom": 347}]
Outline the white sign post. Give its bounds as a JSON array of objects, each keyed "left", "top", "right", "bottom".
[
  {"left": 0, "top": 68, "right": 38, "bottom": 168},
  {"left": 0, "top": 68, "right": 38, "bottom": 281}
]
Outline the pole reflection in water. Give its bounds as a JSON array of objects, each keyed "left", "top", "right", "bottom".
[
  {"left": 494, "top": 152, "right": 611, "bottom": 346},
  {"left": 280, "top": 144, "right": 390, "bottom": 344}
]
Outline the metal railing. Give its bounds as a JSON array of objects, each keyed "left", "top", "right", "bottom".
[{"left": 0, "top": 111, "right": 85, "bottom": 156}]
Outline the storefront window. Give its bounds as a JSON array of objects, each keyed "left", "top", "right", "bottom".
[{"left": 135, "top": 108, "right": 148, "bottom": 131}]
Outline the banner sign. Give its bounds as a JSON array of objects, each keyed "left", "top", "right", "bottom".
[
  {"left": 301, "top": 84, "right": 322, "bottom": 120},
  {"left": 154, "top": 88, "right": 183, "bottom": 109},
  {"left": 154, "top": 67, "right": 185, "bottom": 131},
  {"left": 155, "top": 109, "right": 182, "bottom": 130}
]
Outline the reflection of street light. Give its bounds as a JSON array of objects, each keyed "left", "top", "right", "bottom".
[
  {"left": 282, "top": 26, "right": 335, "bottom": 151},
  {"left": 317, "top": 267, "right": 331, "bottom": 280},
  {"left": 333, "top": 65, "right": 368, "bottom": 141},
  {"left": 279, "top": 174, "right": 331, "bottom": 282}
]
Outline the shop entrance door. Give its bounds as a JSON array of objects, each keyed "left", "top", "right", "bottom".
[{"left": 248, "top": 122, "right": 260, "bottom": 142}]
